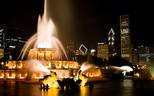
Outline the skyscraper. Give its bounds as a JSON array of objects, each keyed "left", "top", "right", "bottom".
[
  {"left": 0, "top": 29, "right": 5, "bottom": 48},
  {"left": 0, "top": 29, "right": 5, "bottom": 59},
  {"left": 120, "top": 15, "right": 132, "bottom": 62},
  {"left": 108, "top": 28, "right": 116, "bottom": 58}
]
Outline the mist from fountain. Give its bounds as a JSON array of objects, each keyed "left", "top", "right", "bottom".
[
  {"left": 25, "top": 60, "right": 50, "bottom": 75},
  {"left": 80, "top": 62, "right": 97, "bottom": 72}
]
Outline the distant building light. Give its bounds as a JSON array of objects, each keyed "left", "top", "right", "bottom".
[
  {"left": 9, "top": 45, "right": 16, "bottom": 48},
  {"left": 19, "top": 40, "right": 26, "bottom": 43},
  {"left": 90, "top": 49, "right": 96, "bottom": 53},
  {"left": 6, "top": 39, "right": 11, "bottom": 40},
  {"left": 112, "top": 53, "right": 117, "bottom": 56},
  {"left": 1, "top": 62, "right": 4, "bottom": 65},
  {"left": 11, "top": 39, "right": 18, "bottom": 41},
  {"left": 17, "top": 37, "right": 22, "bottom": 39},
  {"left": 108, "top": 28, "right": 115, "bottom": 35},
  {"left": 98, "top": 42, "right": 104, "bottom": 45},
  {"left": 0, "top": 29, "right": 3, "bottom": 32}
]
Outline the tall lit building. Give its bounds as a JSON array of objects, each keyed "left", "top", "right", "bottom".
[
  {"left": 108, "top": 28, "right": 116, "bottom": 58},
  {"left": 120, "top": 15, "right": 132, "bottom": 62},
  {"left": 0, "top": 29, "right": 5, "bottom": 59},
  {"left": 97, "top": 42, "right": 109, "bottom": 61},
  {"left": 0, "top": 29, "right": 5, "bottom": 48}
]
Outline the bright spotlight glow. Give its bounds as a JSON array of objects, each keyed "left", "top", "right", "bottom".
[
  {"left": 90, "top": 49, "right": 96, "bottom": 53},
  {"left": 120, "top": 66, "right": 133, "bottom": 72}
]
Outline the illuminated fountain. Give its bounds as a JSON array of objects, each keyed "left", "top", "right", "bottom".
[
  {"left": 19, "top": 0, "right": 67, "bottom": 60},
  {"left": 0, "top": 0, "right": 79, "bottom": 82},
  {"left": 19, "top": 0, "right": 80, "bottom": 81},
  {"left": 73, "top": 62, "right": 104, "bottom": 86},
  {"left": 1, "top": 0, "right": 105, "bottom": 89},
  {"left": 79, "top": 62, "right": 102, "bottom": 78}
]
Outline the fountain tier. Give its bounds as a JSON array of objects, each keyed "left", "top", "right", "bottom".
[{"left": 28, "top": 48, "right": 57, "bottom": 60}]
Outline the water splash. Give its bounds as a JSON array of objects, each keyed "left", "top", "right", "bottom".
[
  {"left": 25, "top": 60, "right": 50, "bottom": 75},
  {"left": 80, "top": 62, "right": 97, "bottom": 72}
]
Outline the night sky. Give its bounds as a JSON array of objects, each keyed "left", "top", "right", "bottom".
[{"left": 0, "top": 0, "right": 154, "bottom": 49}]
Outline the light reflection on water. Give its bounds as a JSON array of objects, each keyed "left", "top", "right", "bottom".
[
  {"left": 80, "top": 86, "right": 92, "bottom": 96},
  {"left": 1, "top": 79, "right": 154, "bottom": 96},
  {"left": 42, "top": 88, "right": 60, "bottom": 96},
  {"left": 40, "top": 86, "right": 92, "bottom": 96}
]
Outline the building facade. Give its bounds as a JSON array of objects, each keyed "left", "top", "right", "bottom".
[
  {"left": 97, "top": 42, "right": 109, "bottom": 61},
  {"left": 120, "top": 15, "right": 132, "bottom": 62},
  {"left": 0, "top": 28, "right": 29, "bottom": 60},
  {"left": 0, "top": 29, "right": 5, "bottom": 49}
]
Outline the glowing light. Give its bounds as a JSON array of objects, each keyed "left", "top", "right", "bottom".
[
  {"left": 48, "top": 88, "right": 60, "bottom": 96},
  {"left": 53, "top": 61, "right": 79, "bottom": 69},
  {"left": 120, "top": 66, "right": 133, "bottom": 72},
  {"left": 18, "top": 73, "right": 28, "bottom": 79},
  {"left": 80, "top": 87, "right": 90, "bottom": 96},
  {"left": 6, "top": 61, "right": 17, "bottom": 69},
  {"left": 91, "top": 49, "right": 96, "bottom": 52},
  {"left": 0, "top": 73, "right": 4, "bottom": 79},
  {"left": 26, "top": 60, "right": 50, "bottom": 75},
  {"left": 108, "top": 28, "right": 115, "bottom": 35},
  {"left": 17, "top": 63, "right": 23, "bottom": 69},
  {"left": 0, "top": 29, "right": 3, "bottom": 32},
  {"left": 82, "top": 68, "right": 102, "bottom": 77},
  {"left": 50, "top": 69, "right": 70, "bottom": 79},
  {"left": 134, "top": 73, "right": 140, "bottom": 78},
  {"left": 80, "top": 62, "right": 96, "bottom": 72},
  {"left": 6, "top": 73, "right": 16, "bottom": 79},
  {"left": 32, "top": 73, "right": 44, "bottom": 79}
]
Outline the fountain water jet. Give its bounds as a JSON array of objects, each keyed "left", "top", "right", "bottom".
[{"left": 19, "top": 0, "right": 67, "bottom": 60}]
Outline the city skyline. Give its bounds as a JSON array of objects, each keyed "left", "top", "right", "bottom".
[
  {"left": 0, "top": 0, "right": 153, "bottom": 49},
  {"left": 0, "top": 1, "right": 154, "bottom": 96}
]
